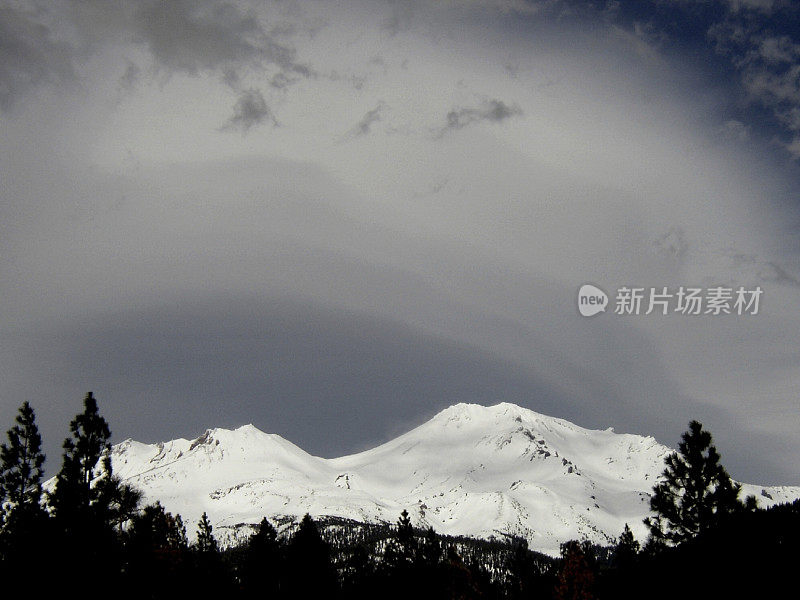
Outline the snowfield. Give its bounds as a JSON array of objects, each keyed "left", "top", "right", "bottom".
[{"left": 86, "top": 403, "right": 800, "bottom": 556}]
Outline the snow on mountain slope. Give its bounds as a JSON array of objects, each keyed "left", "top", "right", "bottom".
[
  {"left": 105, "top": 403, "right": 800, "bottom": 556},
  {"left": 328, "top": 403, "right": 672, "bottom": 550}
]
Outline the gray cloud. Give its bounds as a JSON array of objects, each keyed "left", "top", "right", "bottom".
[
  {"left": 382, "top": 0, "right": 544, "bottom": 35},
  {"left": 757, "top": 35, "right": 800, "bottom": 64},
  {"left": 2, "top": 0, "right": 800, "bottom": 490},
  {"left": 131, "top": 0, "right": 295, "bottom": 75},
  {"left": 5, "top": 292, "right": 780, "bottom": 482},
  {"left": 440, "top": 99, "right": 523, "bottom": 135},
  {"left": 270, "top": 71, "right": 297, "bottom": 90},
  {"left": 222, "top": 88, "right": 274, "bottom": 132},
  {"left": 746, "top": 72, "right": 800, "bottom": 118},
  {"left": 1, "top": 297, "right": 574, "bottom": 465},
  {"left": 0, "top": 0, "right": 311, "bottom": 122},
  {"left": 348, "top": 102, "right": 386, "bottom": 137},
  {"left": 0, "top": 5, "right": 74, "bottom": 111},
  {"left": 382, "top": 0, "right": 416, "bottom": 36},
  {"left": 720, "top": 119, "right": 751, "bottom": 141},
  {"left": 742, "top": 60, "right": 800, "bottom": 155},
  {"left": 117, "top": 60, "right": 140, "bottom": 92}
]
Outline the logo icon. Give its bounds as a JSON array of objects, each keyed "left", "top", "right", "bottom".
[{"left": 578, "top": 284, "right": 608, "bottom": 317}]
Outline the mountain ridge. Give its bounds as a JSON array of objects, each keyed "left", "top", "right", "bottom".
[{"left": 100, "top": 402, "right": 800, "bottom": 556}]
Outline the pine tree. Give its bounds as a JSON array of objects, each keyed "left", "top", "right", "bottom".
[
  {"left": 125, "top": 502, "right": 189, "bottom": 596},
  {"left": 411, "top": 527, "right": 445, "bottom": 598},
  {"left": 250, "top": 516, "right": 278, "bottom": 548},
  {"left": 48, "top": 392, "right": 125, "bottom": 587},
  {"left": 128, "top": 501, "right": 186, "bottom": 552},
  {"left": 385, "top": 509, "right": 415, "bottom": 571},
  {"left": 554, "top": 541, "right": 596, "bottom": 600},
  {"left": 287, "top": 514, "right": 336, "bottom": 596},
  {"left": 396, "top": 508, "right": 415, "bottom": 562},
  {"left": 189, "top": 511, "right": 231, "bottom": 593},
  {"left": 101, "top": 476, "right": 143, "bottom": 533},
  {"left": 508, "top": 537, "right": 537, "bottom": 596},
  {"left": 343, "top": 542, "right": 374, "bottom": 597},
  {"left": 0, "top": 402, "right": 48, "bottom": 566},
  {"left": 196, "top": 511, "right": 218, "bottom": 554},
  {"left": 0, "top": 401, "right": 46, "bottom": 515},
  {"left": 442, "top": 547, "right": 480, "bottom": 599},
  {"left": 644, "top": 420, "right": 741, "bottom": 546},
  {"left": 397, "top": 509, "right": 413, "bottom": 543},
  {"left": 242, "top": 517, "right": 280, "bottom": 596},
  {"left": 418, "top": 526, "right": 441, "bottom": 567},
  {"left": 168, "top": 514, "right": 188, "bottom": 550},
  {"left": 49, "top": 392, "right": 114, "bottom": 529},
  {"left": 613, "top": 524, "right": 639, "bottom": 569}
]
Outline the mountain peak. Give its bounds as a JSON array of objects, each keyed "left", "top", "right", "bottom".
[
  {"left": 429, "top": 402, "right": 580, "bottom": 437},
  {"left": 101, "top": 405, "right": 800, "bottom": 556},
  {"left": 434, "top": 401, "right": 544, "bottom": 422}
]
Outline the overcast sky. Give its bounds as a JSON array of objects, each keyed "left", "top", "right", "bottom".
[{"left": 2, "top": 0, "right": 799, "bottom": 485}]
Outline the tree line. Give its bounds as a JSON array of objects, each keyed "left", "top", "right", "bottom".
[{"left": 1, "top": 393, "right": 798, "bottom": 598}]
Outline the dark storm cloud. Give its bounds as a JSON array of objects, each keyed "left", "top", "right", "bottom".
[
  {"left": 5, "top": 295, "right": 782, "bottom": 482},
  {"left": 222, "top": 88, "right": 274, "bottom": 132},
  {"left": 1, "top": 297, "right": 573, "bottom": 469},
  {"left": 131, "top": 0, "right": 296, "bottom": 75},
  {"left": 439, "top": 99, "right": 522, "bottom": 135},
  {"left": 484, "top": 0, "right": 799, "bottom": 159},
  {"left": 0, "top": 5, "right": 74, "bottom": 111},
  {"left": 707, "top": 10, "right": 800, "bottom": 154},
  {"left": 615, "top": 0, "right": 800, "bottom": 158}
]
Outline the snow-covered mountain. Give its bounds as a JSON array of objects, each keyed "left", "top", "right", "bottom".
[{"left": 108, "top": 403, "right": 800, "bottom": 556}]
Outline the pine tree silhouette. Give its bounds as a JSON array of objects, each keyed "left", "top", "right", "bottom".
[
  {"left": 508, "top": 537, "right": 537, "bottom": 597},
  {"left": 416, "top": 527, "right": 443, "bottom": 598},
  {"left": 343, "top": 542, "right": 375, "bottom": 598},
  {"left": 287, "top": 514, "right": 336, "bottom": 596},
  {"left": 125, "top": 502, "right": 190, "bottom": 596},
  {"left": 554, "top": 541, "right": 596, "bottom": 600},
  {"left": 0, "top": 401, "right": 48, "bottom": 574},
  {"left": 644, "top": 420, "right": 741, "bottom": 546},
  {"left": 0, "top": 401, "right": 45, "bottom": 511},
  {"left": 168, "top": 513, "right": 188, "bottom": 550},
  {"left": 418, "top": 526, "right": 441, "bottom": 567},
  {"left": 49, "top": 392, "right": 114, "bottom": 529},
  {"left": 48, "top": 392, "right": 125, "bottom": 587},
  {"left": 385, "top": 508, "right": 416, "bottom": 572},
  {"left": 190, "top": 511, "right": 231, "bottom": 594},
  {"left": 613, "top": 523, "right": 640, "bottom": 569},
  {"left": 195, "top": 511, "right": 218, "bottom": 554},
  {"left": 241, "top": 517, "right": 281, "bottom": 597}
]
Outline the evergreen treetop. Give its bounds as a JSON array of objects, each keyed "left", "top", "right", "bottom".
[
  {"left": 614, "top": 523, "right": 640, "bottom": 568},
  {"left": 48, "top": 391, "right": 130, "bottom": 534},
  {"left": 196, "top": 511, "right": 218, "bottom": 554},
  {"left": 0, "top": 401, "right": 45, "bottom": 511},
  {"left": 644, "top": 420, "right": 741, "bottom": 547}
]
